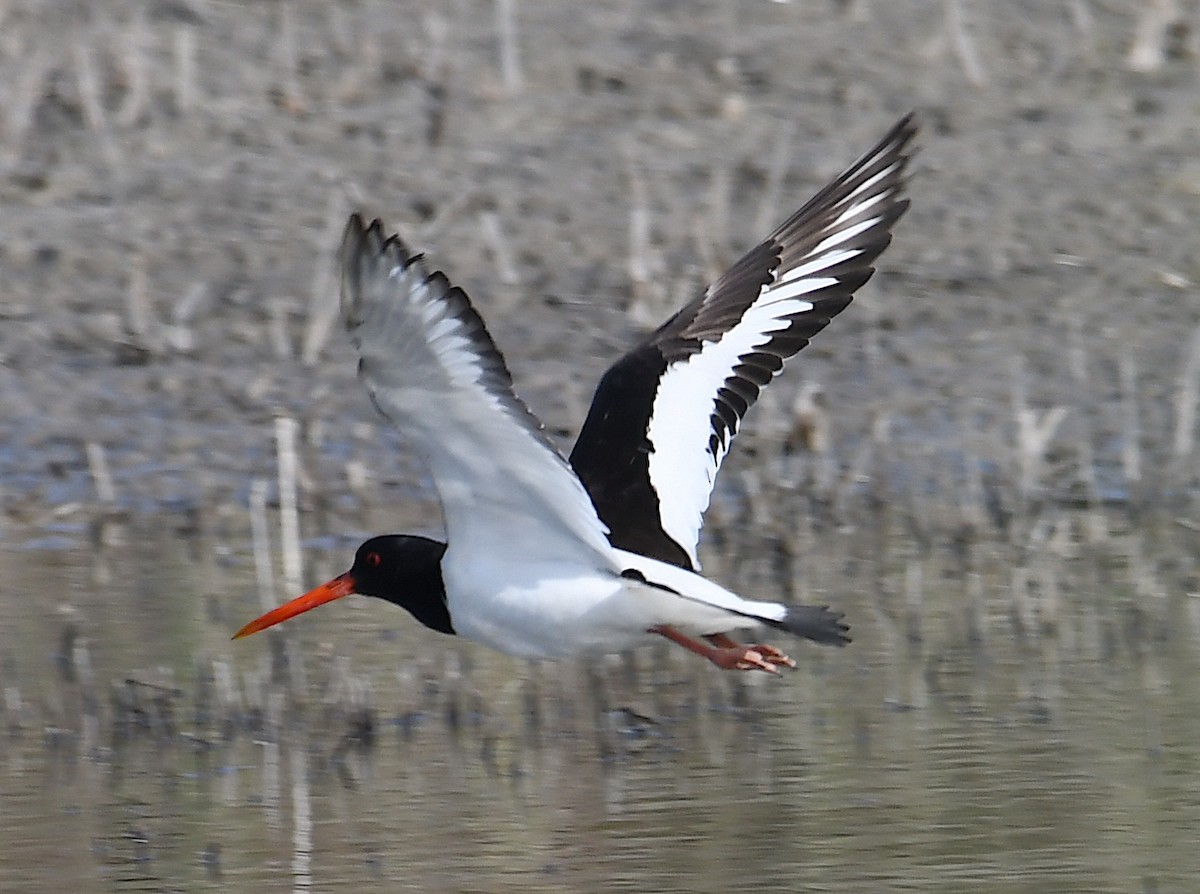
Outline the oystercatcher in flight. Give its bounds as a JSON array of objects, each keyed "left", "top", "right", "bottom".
[{"left": 235, "top": 114, "right": 917, "bottom": 672}]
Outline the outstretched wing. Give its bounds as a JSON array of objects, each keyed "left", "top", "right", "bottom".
[
  {"left": 570, "top": 113, "right": 918, "bottom": 569},
  {"left": 341, "top": 215, "right": 613, "bottom": 567}
]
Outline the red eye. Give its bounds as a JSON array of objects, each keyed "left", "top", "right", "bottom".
[{"left": 367, "top": 551, "right": 381, "bottom": 567}]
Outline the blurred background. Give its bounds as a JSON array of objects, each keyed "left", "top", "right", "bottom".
[{"left": 2, "top": 1, "right": 1199, "bottom": 890}]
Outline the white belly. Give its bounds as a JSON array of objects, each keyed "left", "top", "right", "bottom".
[
  {"left": 441, "top": 556, "right": 734, "bottom": 657},
  {"left": 443, "top": 565, "right": 643, "bottom": 658},
  {"left": 441, "top": 547, "right": 765, "bottom": 660}
]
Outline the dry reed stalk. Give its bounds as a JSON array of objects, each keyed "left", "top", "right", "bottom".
[
  {"left": 85, "top": 441, "right": 116, "bottom": 504},
  {"left": 860, "top": 290, "right": 882, "bottom": 380},
  {"left": 1126, "top": 0, "right": 1179, "bottom": 72},
  {"left": 212, "top": 658, "right": 241, "bottom": 723},
  {"left": 960, "top": 428, "right": 987, "bottom": 533},
  {"left": 2, "top": 47, "right": 50, "bottom": 168},
  {"left": 965, "top": 571, "right": 986, "bottom": 646},
  {"left": 71, "top": 41, "right": 120, "bottom": 170},
  {"left": 904, "top": 559, "right": 924, "bottom": 646},
  {"left": 115, "top": 15, "right": 150, "bottom": 126},
  {"left": 1011, "top": 357, "right": 1068, "bottom": 508},
  {"left": 479, "top": 211, "right": 520, "bottom": 288},
  {"left": 1065, "top": 314, "right": 1106, "bottom": 538},
  {"left": 624, "top": 147, "right": 661, "bottom": 327},
  {"left": 300, "top": 193, "right": 345, "bottom": 365},
  {"left": 1009, "top": 565, "right": 1036, "bottom": 638},
  {"left": 1128, "top": 530, "right": 1165, "bottom": 605},
  {"left": 1117, "top": 349, "right": 1142, "bottom": 493},
  {"left": 268, "top": 297, "right": 292, "bottom": 360},
  {"left": 705, "top": 162, "right": 732, "bottom": 279},
  {"left": 1069, "top": 0, "right": 1096, "bottom": 60},
  {"left": 173, "top": 25, "right": 197, "bottom": 114},
  {"left": 752, "top": 120, "right": 796, "bottom": 238},
  {"left": 125, "top": 252, "right": 156, "bottom": 352},
  {"left": 946, "top": 0, "right": 988, "bottom": 86},
  {"left": 274, "top": 416, "right": 304, "bottom": 599},
  {"left": 275, "top": 0, "right": 305, "bottom": 113},
  {"left": 1035, "top": 552, "right": 1060, "bottom": 635},
  {"left": 1172, "top": 324, "right": 1200, "bottom": 463},
  {"left": 495, "top": 0, "right": 523, "bottom": 95},
  {"left": 3, "top": 683, "right": 26, "bottom": 733},
  {"left": 173, "top": 282, "right": 208, "bottom": 326},
  {"left": 249, "top": 479, "right": 276, "bottom": 614},
  {"left": 258, "top": 730, "right": 282, "bottom": 828}
]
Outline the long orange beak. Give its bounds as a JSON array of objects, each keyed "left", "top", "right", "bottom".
[{"left": 232, "top": 573, "right": 357, "bottom": 639}]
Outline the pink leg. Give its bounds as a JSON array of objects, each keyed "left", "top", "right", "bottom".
[
  {"left": 706, "top": 632, "right": 796, "bottom": 669},
  {"left": 651, "top": 626, "right": 794, "bottom": 673}
]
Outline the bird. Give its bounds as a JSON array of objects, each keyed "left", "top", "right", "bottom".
[{"left": 234, "top": 113, "right": 917, "bottom": 673}]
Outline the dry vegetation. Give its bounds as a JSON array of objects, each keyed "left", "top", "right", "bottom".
[{"left": 1, "top": 0, "right": 1199, "bottom": 739}]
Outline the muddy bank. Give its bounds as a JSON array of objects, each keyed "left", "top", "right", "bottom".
[{"left": 2, "top": 1, "right": 1198, "bottom": 535}]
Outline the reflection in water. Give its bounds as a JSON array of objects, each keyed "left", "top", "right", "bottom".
[{"left": 1, "top": 514, "right": 1199, "bottom": 892}]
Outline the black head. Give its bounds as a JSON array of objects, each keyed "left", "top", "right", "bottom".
[
  {"left": 347, "top": 535, "right": 452, "bottom": 634},
  {"left": 234, "top": 534, "right": 453, "bottom": 639}
]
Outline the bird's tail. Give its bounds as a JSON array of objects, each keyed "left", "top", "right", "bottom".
[{"left": 763, "top": 604, "right": 851, "bottom": 646}]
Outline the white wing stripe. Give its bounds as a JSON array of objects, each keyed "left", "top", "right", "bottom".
[
  {"left": 778, "top": 247, "right": 863, "bottom": 283},
  {"left": 830, "top": 189, "right": 889, "bottom": 227},
  {"left": 645, "top": 297, "right": 799, "bottom": 568},
  {"left": 836, "top": 160, "right": 902, "bottom": 206},
  {"left": 810, "top": 215, "right": 881, "bottom": 256},
  {"left": 764, "top": 277, "right": 834, "bottom": 303}
]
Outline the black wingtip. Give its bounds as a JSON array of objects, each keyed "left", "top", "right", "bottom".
[{"left": 779, "top": 604, "right": 852, "bottom": 647}]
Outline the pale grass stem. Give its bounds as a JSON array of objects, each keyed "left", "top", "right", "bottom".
[
  {"left": 173, "top": 25, "right": 197, "bottom": 114},
  {"left": 301, "top": 192, "right": 346, "bottom": 365},
  {"left": 1011, "top": 357, "right": 1068, "bottom": 507},
  {"left": 965, "top": 571, "right": 986, "bottom": 646},
  {"left": 72, "top": 41, "right": 120, "bottom": 170},
  {"left": 249, "top": 479, "right": 277, "bottom": 615},
  {"left": 1118, "top": 349, "right": 1142, "bottom": 494},
  {"left": 268, "top": 298, "right": 292, "bottom": 360},
  {"left": 126, "top": 252, "right": 156, "bottom": 353},
  {"left": 1126, "top": 0, "right": 1180, "bottom": 72},
  {"left": 1009, "top": 565, "right": 1036, "bottom": 638},
  {"left": 3, "top": 48, "right": 50, "bottom": 168},
  {"left": 479, "top": 211, "right": 520, "bottom": 289},
  {"left": 752, "top": 120, "right": 796, "bottom": 238},
  {"left": 624, "top": 147, "right": 663, "bottom": 327},
  {"left": 1069, "top": 0, "right": 1096, "bottom": 60},
  {"left": 115, "top": 15, "right": 150, "bottom": 126},
  {"left": 274, "top": 415, "right": 304, "bottom": 600},
  {"left": 703, "top": 162, "right": 731, "bottom": 281},
  {"left": 495, "top": 0, "right": 523, "bottom": 95},
  {"left": 904, "top": 559, "right": 924, "bottom": 645},
  {"left": 85, "top": 441, "right": 116, "bottom": 504},
  {"left": 275, "top": 0, "right": 305, "bottom": 113},
  {"left": 1172, "top": 323, "right": 1200, "bottom": 463},
  {"left": 945, "top": 0, "right": 988, "bottom": 86}
]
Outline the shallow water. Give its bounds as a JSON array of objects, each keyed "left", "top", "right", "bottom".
[{"left": 2, "top": 518, "right": 1198, "bottom": 893}]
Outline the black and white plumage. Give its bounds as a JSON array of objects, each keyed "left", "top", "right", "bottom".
[
  {"left": 234, "top": 114, "right": 917, "bottom": 672},
  {"left": 571, "top": 113, "right": 916, "bottom": 569}
]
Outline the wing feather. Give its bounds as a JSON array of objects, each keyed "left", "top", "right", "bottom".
[
  {"left": 571, "top": 113, "right": 918, "bottom": 569},
  {"left": 341, "top": 215, "right": 613, "bottom": 567}
]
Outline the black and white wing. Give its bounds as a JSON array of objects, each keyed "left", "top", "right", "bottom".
[
  {"left": 570, "top": 113, "right": 918, "bottom": 569},
  {"left": 341, "top": 215, "right": 613, "bottom": 567}
]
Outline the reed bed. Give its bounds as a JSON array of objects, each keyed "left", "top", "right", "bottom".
[{"left": 1, "top": 0, "right": 1197, "bottom": 800}]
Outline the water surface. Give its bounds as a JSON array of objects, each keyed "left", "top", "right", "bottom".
[{"left": 1, "top": 520, "right": 1197, "bottom": 892}]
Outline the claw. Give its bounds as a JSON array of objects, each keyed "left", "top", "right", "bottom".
[
  {"left": 652, "top": 625, "right": 795, "bottom": 674},
  {"left": 751, "top": 644, "right": 796, "bottom": 668},
  {"left": 731, "top": 649, "right": 781, "bottom": 674}
]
